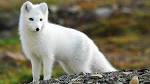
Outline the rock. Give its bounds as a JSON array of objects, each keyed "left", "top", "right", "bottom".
[
  {"left": 90, "top": 73, "right": 103, "bottom": 79},
  {"left": 28, "top": 69, "right": 150, "bottom": 84},
  {"left": 129, "top": 76, "right": 139, "bottom": 84},
  {"left": 95, "top": 7, "right": 114, "bottom": 18},
  {"left": 0, "top": 12, "right": 18, "bottom": 30}
]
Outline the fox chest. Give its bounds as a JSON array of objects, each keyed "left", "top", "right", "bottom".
[{"left": 26, "top": 39, "right": 48, "bottom": 57}]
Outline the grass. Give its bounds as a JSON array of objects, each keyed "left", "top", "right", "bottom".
[
  {"left": 0, "top": 59, "right": 30, "bottom": 84},
  {"left": 0, "top": 59, "right": 64, "bottom": 84},
  {"left": 0, "top": 37, "right": 19, "bottom": 46},
  {"left": 0, "top": 37, "right": 20, "bottom": 53}
]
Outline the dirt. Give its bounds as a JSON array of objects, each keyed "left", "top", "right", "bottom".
[{"left": 28, "top": 69, "right": 150, "bottom": 84}]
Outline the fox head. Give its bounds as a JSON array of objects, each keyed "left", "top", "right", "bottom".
[{"left": 20, "top": 1, "right": 48, "bottom": 32}]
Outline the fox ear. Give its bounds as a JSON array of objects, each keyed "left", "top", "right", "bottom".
[
  {"left": 22, "top": 1, "right": 33, "bottom": 12},
  {"left": 39, "top": 2, "right": 48, "bottom": 14}
]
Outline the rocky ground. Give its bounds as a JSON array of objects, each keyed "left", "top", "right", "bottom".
[{"left": 29, "top": 69, "right": 150, "bottom": 84}]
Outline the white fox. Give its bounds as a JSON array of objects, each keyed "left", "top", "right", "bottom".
[{"left": 19, "top": 1, "right": 117, "bottom": 82}]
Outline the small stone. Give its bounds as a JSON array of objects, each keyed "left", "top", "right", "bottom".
[
  {"left": 123, "top": 72, "right": 132, "bottom": 75},
  {"left": 143, "top": 81, "right": 150, "bottom": 84},
  {"left": 90, "top": 74, "right": 103, "bottom": 79},
  {"left": 129, "top": 76, "right": 139, "bottom": 84},
  {"left": 79, "top": 72, "right": 86, "bottom": 76}
]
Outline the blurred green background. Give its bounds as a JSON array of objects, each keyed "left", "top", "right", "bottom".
[{"left": 0, "top": 0, "right": 150, "bottom": 84}]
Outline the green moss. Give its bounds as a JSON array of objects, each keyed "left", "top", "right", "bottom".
[
  {"left": 52, "top": 64, "right": 64, "bottom": 78},
  {"left": 0, "top": 37, "right": 19, "bottom": 46}
]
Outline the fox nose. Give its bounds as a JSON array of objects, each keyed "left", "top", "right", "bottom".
[{"left": 36, "top": 28, "right": 40, "bottom": 31}]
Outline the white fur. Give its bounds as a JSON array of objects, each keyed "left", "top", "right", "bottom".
[{"left": 19, "top": 1, "right": 117, "bottom": 82}]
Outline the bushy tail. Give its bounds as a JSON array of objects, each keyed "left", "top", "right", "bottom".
[{"left": 91, "top": 51, "right": 117, "bottom": 72}]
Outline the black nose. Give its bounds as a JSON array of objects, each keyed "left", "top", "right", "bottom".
[{"left": 36, "top": 28, "right": 40, "bottom": 31}]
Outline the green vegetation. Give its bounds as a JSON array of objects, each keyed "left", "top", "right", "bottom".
[
  {"left": 0, "top": 57, "right": 64, "bottom": 84},
  {"left": 0, "top": 37, "right": 19, "bottom": 46}
]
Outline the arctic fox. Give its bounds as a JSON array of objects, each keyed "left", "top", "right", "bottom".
[{"left": 19, "top": 1, "right": 117, "bottom": 81}]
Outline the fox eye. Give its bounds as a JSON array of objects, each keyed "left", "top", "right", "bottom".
[
  {"left": 40, "top": 18, "right": 43, "bottom": 21},
  {"left": 29, "top": 18, "right": 34, "bottom": 21}
]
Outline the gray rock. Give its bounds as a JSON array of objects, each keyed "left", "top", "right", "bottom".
[
  {"left": 28, "top": 69, "right": 150, "bottom": 84},
  {"left": 0, "top": 12, "right": 18, "bottom": 30}
]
